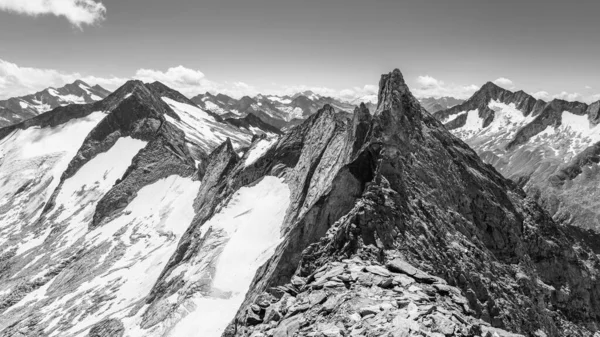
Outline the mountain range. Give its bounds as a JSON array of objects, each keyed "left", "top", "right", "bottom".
[
  {"left": 191, "top": 91, "right": 359, "bottom": 130},
  {"left": 419, "top": 96, "right": 465, "bottom": 113},
  {"left": 0, "top": 80, "right": 111, "bottom": 128},
  {"left": 434, "top": 82, "right": 600, "bottom": 233},
  {"left": 0, "top": 69, "right": 600, "bottom": 337}
]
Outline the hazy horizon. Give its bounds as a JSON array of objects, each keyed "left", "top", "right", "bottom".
[{"left": 1, "top": 0, "right": 599, "bottom": 103}]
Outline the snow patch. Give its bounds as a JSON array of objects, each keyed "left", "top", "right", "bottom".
[
  {"left": 443, "top": 112, "right": 465, "bottom": 124},
  {"left": 0, "top": 111, "right": 106, "bottom": 242},
  {"left": 50, "top": 137, "right": 147, "bottom": 247},
  {"left": 18, "top": 175, "right": 200, "bottom": 336},
  {"left": 165, "top": 176, "right": 290, "bottom": 337},
  {"left": 204, "top": 100, "right": 227, "bottom": 115},
  {"left": 244, "top": 137, "right": 278, "bottom": 167},
  {"left": 453, "top": 109, "right": 481, "bottom": 135},
  {"left": 162, "top": 97, "right": 251, "bottom": 153}
]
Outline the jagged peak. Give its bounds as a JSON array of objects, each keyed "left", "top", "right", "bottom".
[
  {"left": 202, "top": 138, "right": 240, "bottom": 179},
  {"left": 353, "top": 102, "right": 371, "bottom": 121},
  {"left": 103, "top": 79, "right": 147, "bottom": 100},
  {"left": 375, "top": 68, "right": 421, "bottom": 117},
  {"left": 320, "top": 103, "right": 335, "bottom": 112},
  {"left": 481, "top": 81, "right": 501, "bottom": 90}
]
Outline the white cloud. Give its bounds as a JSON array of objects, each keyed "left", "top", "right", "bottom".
[
  {"left": 339, "top": 89, "right": 356, "bottom": 99},
  {"left": 412, "top": 75, "right": 479, "bottom": 99},
  {"left": 585, "top": 85, "right": 593, "bottom": 90},
  {"left": 12, "top": 60, "right": 597, "bottom": 107},
  {"left": 531, "top": 91, "right": 551, "bottom": 100},
  {"left": 493, "top": 77, "right": 514, "bottom": 88},
  {"left": 0, "top": 58, "right": 126, "bottom": 99},
  {"left": 532, "top": 90, "right": 596, "bottom": 103},
  {"left": 553, "top": 91, "right": 583, "bottom": 102},
  {"left": 134, "top": 66, "right": 220, "bottom": 97},
  {"left": 133, "top": 66, "right": 267, "bottom": 98},
  {"left": 0, "top": 0, "right": 106, "bottom": 27},
  {"left": 416, "top": 75, "right": 442, "bottom": 88}
]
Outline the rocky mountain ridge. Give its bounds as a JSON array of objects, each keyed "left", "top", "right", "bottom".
[
  {"left": 191, "top": 91, "right": 359, "bottom": 130},
  {"left": 0, "top": 80, "right": 111, "bottom": 128},
  {"left": 0, "top": 69, "right": 600, "bottom": 337}
]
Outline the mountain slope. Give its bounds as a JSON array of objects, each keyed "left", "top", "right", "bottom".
[
  {"left": 1, "top": 69, "right": 600, "bottom": 337},
  {"left": 434, "top": 83, "right": 600, "bottom": 231},
  {"left": 0, "top": 80, "right": 111, "bottom": 128},
  {"left": 0, "top": 80, "right": 259, "bottom": 337}
]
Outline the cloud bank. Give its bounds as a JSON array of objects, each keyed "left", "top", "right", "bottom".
[
  {"left": 412, "top": 75, "right": 479, "bottom": 99},
  {"left": 493, "top": 77, "right": 514, "bottom": 88},
  {"left": 0, "top": 58, "right": 125, "bottom": 99},
  {"left": 2, "top": 59, "right": 599, "bottom": 104},
  {"left": 531, "top": 90, "right": 594, "bottom": 103},
  {"left": 0, "top": 0, "right": 106, "bottom": 27}
]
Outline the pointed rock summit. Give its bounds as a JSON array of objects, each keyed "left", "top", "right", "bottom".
[{"left": 376, "top": 68, "right": 421, "bottom": 116}]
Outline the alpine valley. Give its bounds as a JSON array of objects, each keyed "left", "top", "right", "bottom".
[{"left": 2, "top": 68, "right": 600, "bottom": 337}]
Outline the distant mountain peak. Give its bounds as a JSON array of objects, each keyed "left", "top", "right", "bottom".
[{"left": 0, "top": 79, "right": 111, "bottom": 128}]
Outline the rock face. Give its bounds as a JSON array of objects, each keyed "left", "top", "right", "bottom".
[
  {"left": 433, "top": 82, "right": 600, "bottom": 232},
  {"left": 0, "top": 80, "right": 110, "bottom": 128},
  {"left": 1, "top": 68, "right": 600, "bottom": 337}
]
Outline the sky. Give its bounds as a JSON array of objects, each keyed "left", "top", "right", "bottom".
[{"left": 0, "top": 0, "right": 599, "bottom": 102}]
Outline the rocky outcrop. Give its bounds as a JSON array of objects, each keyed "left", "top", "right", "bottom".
[
  {"left": 87, "top": 319, "right": 124, "bottom": 337},
  {"left": 0, "top": 107, "right": 24, "bottom": 128}
]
